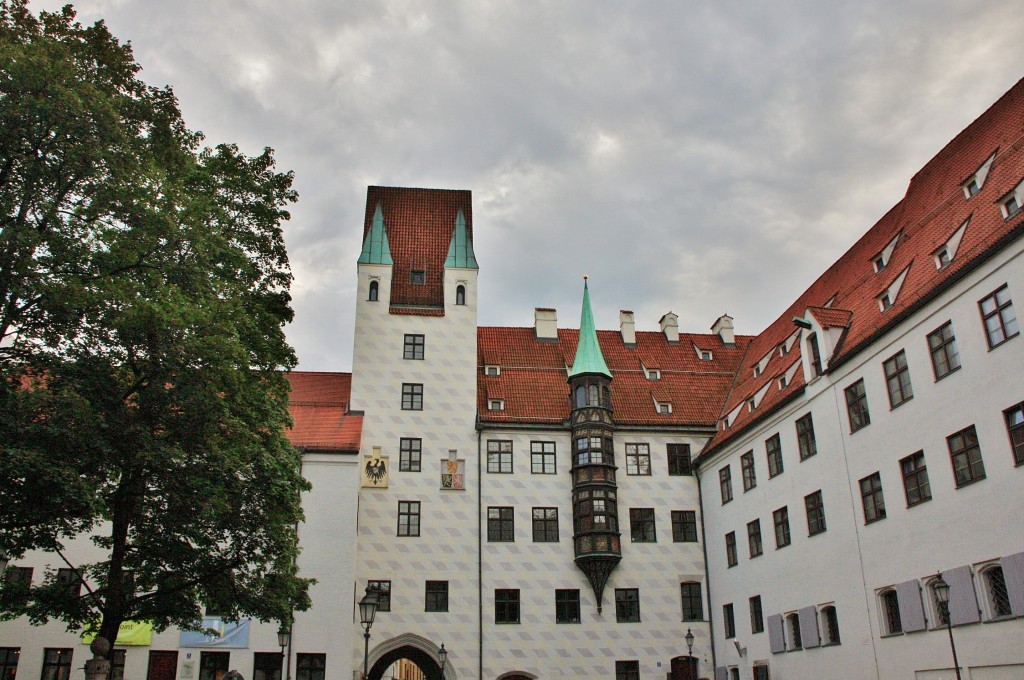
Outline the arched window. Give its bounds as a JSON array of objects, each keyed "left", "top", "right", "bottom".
[
  {"left": 368, "top": 280, "right": 379, "bottom": 301},
  {"left": 456, "top": 284, "right": 466, "bottom": 305},
  {"left": 787, "top": 612, "right": 802, "bottom": 649},
  {"left": 882, "top": 590, "right": 902, "bottom": 634},
  {"left": 821, "top": 605, "right": 841, "bottom": 645},
  {"left": 575, "top": 385, "right": 586, "bottom": 408},
  {"left": 984, "top": 566, "right": 1012, "bottom": 618}
]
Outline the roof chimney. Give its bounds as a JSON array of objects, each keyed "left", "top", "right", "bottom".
[
  {"left": 712, "top": 314, "right": 735, "bottom": 347},
  {"left": 659, "top": 312, "right": 679, "bottom": 344},
  {"left": 619, "top": 310, "right": 636, "bottom": 346},
  {"left": 535, "top": 308, "right": 558, "bottom": 342}
]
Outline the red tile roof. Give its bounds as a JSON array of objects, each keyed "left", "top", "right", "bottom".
[
  {"left": 363, "top": 186, "right": 472, "bottom": 314},
  {"left": 478, "top": 327, "right": 750, "bottom": 427},
  {"left": 285, "top": 372, "right": 361, "bottom": 452},
  {"left": 701, "top": 76, "right": 1024, "bottom": 456}
]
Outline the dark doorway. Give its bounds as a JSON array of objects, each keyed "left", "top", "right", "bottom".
[
  {"left": 670, "top": 655, "right": 699, "bottom": 680},
  {"left": 146, "top": 651, "right": 178, "bottom": 680},
  {"left": 366, "top": 646, "right": 442, "bottom": 680}
]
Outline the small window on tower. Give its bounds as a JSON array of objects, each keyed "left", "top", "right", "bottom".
[
  {"left": 456, "top": 284, "right": 466, "bottom": 305},
  {"left": 368, "top": 280, "right": 379, "bottom": 301},
  {"left": 411, "top": 270, "right": 426, "bottom": 285}
]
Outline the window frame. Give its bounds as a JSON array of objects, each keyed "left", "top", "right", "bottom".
[
  {"left": 723, "top": 603, "right": 736, "bottom": 639},
  {"left": 530, "top": 441, "right": 556, "bottom": 474},
  {"left": 719, "top": 466, "right": 733, "bottom": 504},
  {"left": 410, "top": 269, "right": 426, "bottom": 285},
  {"left": 199, "top": 652, "right": 230, "bottom": 680},
  {"left": 486, "top": 440, "right": 513, "bottom": 474},
  {"left": 881, "top": 589, "right": 903, "bottom": 635},
  {"left": 749, "top": 595, "right": 764, "bottom": 634},
  {"left": 805, "top": 490, "right": 826, "bottom": 536},
  {"left": 821, "top": 605, "right": 841, "bottom": 645},
  {"left": 41, "top": 649, "right": 73, "bottom": 680},
  {"left": 615, "top": 588, "right": 641, "bottom": 623},
  {"left": 367, "top": 579, "right": 391, "bottom": 612},
  {"left": 425, "top": 580, "right": 449, "bottom": 612},
  {"left": 947, "top": 425, "right": 986, "bottom": 487},
  {"left": 531, "top": 507, "right": 559, "bottom": 542},
  {"left": 629, "top": 508, "right": 657, "bottom": 543},
  {"left": 981, "top": 565, "right": 1012, "bottom": 619},
  {"left": 859, "top": 472, "right": 886, "bottom": 524},
  {"left": 979, "top": 284, "right": 1019, "bottom": 348},
  {"left": 900, "top": 451, "right": 932, "bottom": 507},
  {"left": 402, "top": 333, "right": 425, "bottom": 360},
  {"left": 400, "top": 383, "right": 423, "bottom": 411},
  {"left": 615, "top": 661, "right": 640, "bottom": 680},
  {"left": 844, "top": 379, "right": 871, "bottom": 432},
  {"left": 883, "top": 350, "right": 913, "bottom": 408},
  {"left": 494, "top": 589, "right": 520, "bottom": 624},
  {"left": 397, "top": 501, "right": 421, "bottom": 537},
  {"left": 667, "top": 443, "right": 692, "bottom": 476},
  {"left": 747, "top": 519, "right": 763, "bottom": 558},
  {"left": 796, "top": 413, "right": 817, "bottom": 460},
  {"left": 399, "top": 438, "right": 422, "bottom": 472},
  {"left": 927, "top": 321, "right": 961, "bottom": 380},
  {"left": 671, "top": 510, "right": 698, "bottom": 543},
  {"left": 555, "top": 589, "right": 581, "bottom": 624},
  {"left": 624, "top": 443, "right": 652, "bottom": 476},
  {"left": 773, "top": 506, "right": 791, "bottom": 549},
  {"left": 1005, "top": 401, "right": 1024, "bottom": 466},
  {"left": 740, "top": 451, "right": 757, "bottom": 491},
  {"left": 725, "top": 531, "right": 738, "bottom": 568},
  {"left": 681, "top": 582, "right": 703, "bottom": 622},
  {"left": 766, "top": 433, "right": 784, "bottom": 478},
  {"left": 487, "top": 506, "right": 515, "bottom": 542},
  {"left": 295, "top": 654, "right": 326, "bottom": 680},
  {"left": 253, "top": 652, "right": 282, "bottom": 680}
]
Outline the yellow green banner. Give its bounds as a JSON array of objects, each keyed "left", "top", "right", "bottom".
[{"left": 82, "top": 620, "right": 153, "bottom": 646}]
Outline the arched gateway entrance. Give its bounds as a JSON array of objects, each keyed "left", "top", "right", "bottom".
[{"left": 365, "top": 633, "right": 453, "bottom": 680}]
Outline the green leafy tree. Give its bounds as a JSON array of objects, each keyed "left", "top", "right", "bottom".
[{"left": 0, "top": 0, "right": 310, "bottom": 648}]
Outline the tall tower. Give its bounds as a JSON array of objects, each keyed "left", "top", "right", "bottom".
[{"left": 567, "top": 278, "right": 621, "bottom": 613}]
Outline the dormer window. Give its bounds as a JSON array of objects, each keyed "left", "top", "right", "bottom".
[
  {"left": 872, "top": 233, "right": 901, "bottom": 273},
  {"left": 753, "top": 366, "right": 761, "bottom": 378},
  {"left": 877, "top": 266, "right": 910, "bottom": 313},
  {"left": 935, "top": 247, "right": 951, "bottom": 268},
  {"left": 488, "top": 399, "right": 505, "bottom": 411},
  {"left": 963, "top": 151, "right": 996, "bottom": 199},
  {"left": 657, "top": 402, "right": 672, "bottom": 414},
  {"left": 646, "top": 368, "right": 660, "bottom": 381},
  {"left": 748, "top": 398, "right": 756, "bottom": 412},
  {"left": 485, "top": 365, "right": 500, "bottom": 377},
  {"left": 934, "top": 216, "right": 969, "bottom": 270},
  {"left": 411, "top": 269, "right": 426, "bottom": 285},
  {"left": 879, "top": 293, "right": 892, "bottom": 312},
  {"left": 872, "top": 255, "right": 886, "bottom": 273},
  {"left": 701, "top": 351, "right": 712, "bottom": 361},
  {"left": 779, "top": 376, "right": 788, "bottom": 390},
  {"left": 1003, "top": 195, "right": 1021, "bottom": 218}
]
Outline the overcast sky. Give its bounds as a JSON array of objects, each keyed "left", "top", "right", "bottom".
[{"left": 29, "top": 0, "right": 1024, "bottom": 371}]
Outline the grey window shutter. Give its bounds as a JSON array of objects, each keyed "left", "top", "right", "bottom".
[
  {"left": 798, "top": 605, "right": 821, "bottom": 647},
  {"left": 715, "top": 667, "right": 728, "bottom": 680},
  {"left": 895, "top": 579, "right": 927, "bottom": 632},
  {"left": 767, "top": 613, "right": 786, "bottom": 653},
  {"left": 943, "top": 565, "right": 980, "bottom": 625},
  {"left": 1002, "top": 551, "right": 1024, "bottom": 617}
]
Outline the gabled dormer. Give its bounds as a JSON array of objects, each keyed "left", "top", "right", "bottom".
[
  {"left": 934, "top": 217, "right": 970, "bottom": 269},
  {"left": 877, "top": 266, "right": 910, "bottom": 312},
  {"left": 795, "top": 306, "right": 853, "bottom": 382},
  {"left": 999, "top": 178, "right": 1024, "bottom": 219},
  {"left": 962, "top": 151, "right": 996, "bottom": 198},
  {"left": 872, "top": 232, "right": 901, "bottom": 273}
]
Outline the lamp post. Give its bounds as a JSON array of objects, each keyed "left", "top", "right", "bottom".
[
  {"left": 277, "top": 625, "right": 291, "bottom": 680},
  {"left": 685, "top": 628, "right": 695, "bottom": 680},
  {"left": 358, "top": 587, "right": 380, "bottom": 680},
  {"left": 438, "top": 643, "right": 447, "bottom": 680},
  {"left": 932, "top": 574, "right": 962, "bottom": 680}
]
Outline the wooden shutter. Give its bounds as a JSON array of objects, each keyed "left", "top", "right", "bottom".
[
  {"left": 895, "top": 579, "right": 927, "bottom": 632},
  {"left": 943, "top": 565, "right": 980, "bottom": 625},
  {"left": 798, "top": 605, "right": 820, "bottom": 647},
  {"left": 1001, "top": 551, "right": 1024, "bottom": 617},
  {"left": 767, "top": 613, "right": 786, "bottom": 653}
]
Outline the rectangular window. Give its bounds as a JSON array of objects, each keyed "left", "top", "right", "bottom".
[
  {"left": 979, "top": 284, "right": 1019, "bottom": 348},
  {"left": 947, "top": 425, "right": 986, "bottom": 487},
  {"left": 410, "top": 269, "right": 425, "bottom": 285},
  {"left": 495, "top": 589, "right": 520, "bottom": 624},
  {"left": 796, "top": 413, "right": 817, "bottom": 460},
  {"left": 615, "top": 588, "right": 640, "bottom": 622},
  {"left": 747, "top": 519, "right": 763, "bottom": 558},
  {"left": 883, "top": 350, "right": 913, "bottom": 407},
  {"left": 110, "top": 650, "right": 125, "bottom": 680},
  {"left": 530, "top": 441, "right": 556, "bottom": 474},
  {"left": 555, "top": 589, "right": 581, "bottom": 624},
  {"left": 671, "top": 510, "right": 698, "bottom": 542},
  {"left": 625, "top": 443, "right": 651, "bottom": 475},
  {"left": 401, "top": 383, "right": 423, "bottom": 410},
  {"left": 0, "top": 648, "right": 18, "bottom": 680},
  {"left": 725, "top": 531, "right": 737, "bottom": 567},
  {"left": 859, "top": 472, "right": 886, "bottom": 524},
  {"left": 5, "top": 567, "right": 32, "bottom": 605},
  {"left": 753, "top": 666, "right": 770, "bottom": 680},
  {"left": 681, "top": 582, "right": 703, "bottom": 621},
  {"left": 773, "top": 506, "right": 791, "bottom": 548},
  {"left": 399, "top": 438, "right": 421, "bottom": 472},
  {"left": 486, "top": 440, "right": 513, "bottom": 473},
  {"left": 487, "top": 506, "right": 514, "bottom": 542},
  {"left": 403, "top": 334, "right": 424, "bottom": 360},
  {"left": 765, "top": 434, "right": 783, "bottom": 478},
  {"left": 805, "top": 490, "right": 826, "bottom": 536},
  {"left": 41, "top": 649, "right": 72, "bottom": 680},
  {"left": 807, "top": 333, "right": 823, "bottom": 377},
  {"left": 397, "top": 501, "right": 421, "bottom": 536},
  {"left": 295, "top": 655, "right": 325, "bottom": 680},
  {"left": 723, "top": 603, "right": 736, "bottom": 638},
  {"left": 615, "top": 661, "right": 640, "bottom": 680},
  {"left": 667, "top": 443, "right": 692, "bottom": 475},
  {"left": 845, "top": 379, "right": 871, "bottom": 432},
  {"left": 750, "top": 595, "right": 764, "bottom": 634},
  {"left": 532, "top": 507, "right": 559, "bottom": 542},
  {"left": 253, "top": 653, "right": 282, "bottom": 680},
  {"left": 629, "top": 508, "right": 656, "bottom": 542},
  {"left": 900, "top": 451, "right": 932, "bottom": 506},
  {"left": 741, "top": 451, "right": 757, "bottom": 491},
  {"left": 425, "top": 581, "right": 448, "bottom": 612},
  {"left": 56, "top": 569, "right": 80, "bottom": 599},
  {"left": 1006, "top": 401, "right": 1024, "bottom": 465},
  {"left": 927, "top": 322, "right": 961, "bottom": 379},
  {"left": 367, "top": 580, "right": 391, "bottom": 611},
  {"left": 719, "top": 466, "right": 733, "bottom": 504},
  {"left": 199, "top": 652, "right": 229, "bottom": 680}
]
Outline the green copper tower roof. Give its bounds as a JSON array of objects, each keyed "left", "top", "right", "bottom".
[
  {"left": 357, "top": 203, "right": 393, "bottom": 265},
  {"left": 444, "top": 209, "right": 478, "bottom": 269},
  {"left": 569, "top": 278, "right": 612, "bottom": 379}
]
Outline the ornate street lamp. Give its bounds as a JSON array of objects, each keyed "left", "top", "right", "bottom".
[
  {"left": 358, "top": 587, "right": 380, "bottom": 680},
  {"left": 438, "top": 643, "right": 447, "bottom": 680},
  {"left": 685, "top": 628, "right": 696, "bottom": 680},
  {"left": 277, "top": 625, "right": 291, "bottom": 680},
  {"left": 933, "top": 574, "right": 962, "bottom": 680},
  {"left": 685, "top": 628, "right": 694, "bottom": 656}
]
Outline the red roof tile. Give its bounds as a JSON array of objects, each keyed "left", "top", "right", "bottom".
[
  {"left": 363, "top": 186, "right": 472, "bottom": 314},
  {"left": 285, "top": 372, "right": 361, "bottom": 452}
]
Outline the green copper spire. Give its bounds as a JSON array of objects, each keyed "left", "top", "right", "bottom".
[
  {"left": 569, "top": 277, "right": 612, "bottom": 379},
  {"left": 444, "top": 209, "right": 478, "bottom": 269},
  {"left": 357, "top": 203, "right": 393, "bottom": 265}
]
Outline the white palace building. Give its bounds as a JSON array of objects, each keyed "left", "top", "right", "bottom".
[{"left": 3, "top": 79, "right": 1024, "bottom": 680}]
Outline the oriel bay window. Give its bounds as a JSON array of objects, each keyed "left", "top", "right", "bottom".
[
  {"left": 573, "top": 489, "right": 618, "bottom": 533},
  {"left": 576, "top": 435, "right": 613, "bottom": 466}
]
